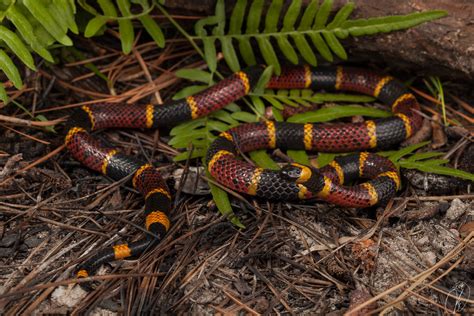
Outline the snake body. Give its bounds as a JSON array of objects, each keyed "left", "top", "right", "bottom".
[{"left": 65, "top": 65, "right": 421, "bottom": 279}]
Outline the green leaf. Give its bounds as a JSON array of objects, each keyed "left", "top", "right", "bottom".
[
  {"left": 172, "top": 85, "right": 208, "bottom": 100},
  {"left": 256, "top": 37, "right": 280, "bottom": 74},
  {"left": 229, "top": 0, "right": 247, "bottom": 34},
  {"left": 265, "top": 0, "right": 283, "bottom": 33},
  {"left": 287, "top": 150, "right": 310, "bottom": 165},
  {"left": 273, "top": 108, "right": 284, "bottom": 121},
  {"left": 308, "top": 32, "right": 333, "bottom": 62},
  {"left": 54, "top": 0, "right": 79, "bottom": 34},
  {"left": 400, "top": 160, "right": 474, "bottom": 182},
  {"left": 282, "top": 0, "right": 301, "bottom": 31},
  {"left": 231, "top": 111, "right": 258, "bottom": 122},
  {"left": 405, "top": 152, "right": 444, "bottom": 162},
  {"left": 287, "top": 105, "right": 391, "bottom": 123},
  {"left": 175, "top": 69, "right": 213, "bottom": 83},
  {"left": 238, "top": 38, "right": 257, "bottom": 66},
  {"left": 250, "top": 96, "right": 265, "bottom": 117},
  {"left": 117, "top": 0, "right": 134, "bottom": 54},
  {"left": 388, "top": 141, "right": 430, "bottom": 162},
  {"left": 317, "top": 153, "right": 337, "bottom": 167},
  {"left": 0, "top": 83, "right": 8, "bottom": 104},
  {"left": 0, "top": 26, "right": 35, "bottom": 70},
  {"left": 23, "top": 0, "right": 72, "bottom": 46},
  {"left": 203, "top": 37, "right": 217, "bottom": 72},
  {"left": 173, "top": 148, "right": 207, "bottom": 161},
  {"left": 322, "top": 32, "right": 347, "bottom": 60},
  {"left": 170, "top": 119, "right": 205, "bottom": 136},
  {"left": 5, "top": 6, "right": 54, "bottom": 62},
  {"left": 208, "top": 173, "right": 245, "bottom": 228},
  {"left": 208, "top": 119, "right": 230, "bottom": 132},
  {"left": 139, "top": 14, "right": 165, "bottom": 48},
  {"left": 98, "top": 0, "right": 118, "bottom": 16},
  {"left": 214, "top": 0, "right": 226, "bottom": 36},
  {"left": 314, "top": 0, "right": 334, "bottom": 28},
  {"left": 47, "top": 1, "right": 70, "bottom": 34},
  {"left": 0, "top": 49, "right": 22, "bottom": 88},
  {"left": 327, "top": 2, "right": 354, "bottom": 29},
  {"left": 275, "top": 35, "right": 299, "bottom": 65},
  {"left": 341, "top": 11, "right": 447, "bottom": 36},
  {"left": 84, "top": 16, "right": 107, "bottom": 37},
  {"left": 249, "top": 150, "right": 280, "bottom": 170},
  {"left": 221, "top": 37, "right": 240, "bottom": 72},
  {"left": 253, "top": 65, "right": 274, "bottom": 94},
  {"left": 298, "top": 0, "right": 319, "bottom": 30},
  {"left": 246, "top": 0, "right": 264, "bottom": 33},
  {"left": 292, "top": 33, "right": 317, "bottom": 65},
  {"left": 263, "top": 95, "right": 284, "bottom": 110}
]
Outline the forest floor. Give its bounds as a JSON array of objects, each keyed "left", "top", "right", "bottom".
[{"left": 0, "top": 26, "right": 473, "bottom": 315}]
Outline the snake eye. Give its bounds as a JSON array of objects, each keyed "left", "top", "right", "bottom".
[{"left": 280, "top": 165, "right": 302, "bottom": 180}]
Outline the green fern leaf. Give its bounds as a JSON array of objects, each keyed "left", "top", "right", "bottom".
[
  {"left": 405, "top": 152, "right": 444, "bottom": 162},
  {"left": 203, "top": 38, "right": 217, "bottom": 73},
  {"left": 317, "top": 153, "right": 337, "bottom": 167},
  {"left": 265, "top": 0, "right": 283, "bottom": 33},
  {"left": 322, "top": 32, "right": 347, "bottom": 59},
  {"left": 0, "top": 49, "right": 22, "bottom": 88},
  {"left": 0, "top": 83, "right": 8, "bottom": 104},
  {"left": 139, "top": 14, "right": 165, "bottom": 48},
  {"left": 207, "top": 170, "right": 245, "bottom": 228},
  {"left": 0, "top": 26, "right": 35, "bottom": 70},
  {"left": 257, "top": 37, "right": 280, "bottom": 74},
  {"left": 275, "top": 35, "right": 299, "bottom": 65},
  {"left": 282, "top": 0, "right": 301, "bottom": 31},
  {"left": 341, "top": 11, "right": 447, "bottom": 36},
  {"left": 85, "top": 16, "right": 108, "bottom": 38},
  {"left": 238, "top": 38, "right": 256, "bottom": 66},
  {"left": 172, "top": 85, "right": 208, "bottom": 100},
  {"left": 292, "top": 33, "right": 317, "bottom": 65},
  {"left": 98, "top": 0, "right": 118, "bottom": 15},
  {"left": 221, "top": 37, "right": 240, "bottom": 72},
  {"left": 298, "top": 0, "right": 319, "bottom": 30},
  {"left": 287, "top": 150, "right": 310, "bottom": 166},
  {"left": 229, "top": 0, "right": 247, "bottom": 34},
  {"left": 116, "top": 0, "right": 135, "bottom": 54},
  {"left": 253, "top": 65, "right": 274, "bottom": 94},
  {"left": 388, "top": 141, "right": 430, "bottom": 162},
  {"left": 47, "top": 1, "right": 70, "bottom": 34},
  {"left": 246, "top": 0, "right": 264, "bottom": 33},
  {"left": 399, "top": 160, "right": 474, "bottom": 182},
  {"left": 327, "top": 2, "right": 354, "bottom": 29},
  {"left": 249, "top": 150, "right": 280, "bottom": 170},
  {"left": 250, "top": 96, "right": 266, "bottom": 116},
  {"left": 5, "top": 6, "right": 54, "bottom": 62},
  {"left": 23, "top": 0, "right": 72, "bottom": 46},
  {"left": 175, "top": 68, "right": 214, "bottom": 83},
  {"left": 308, "top": 32, "right": 333, "bottom": 61},
  {"left": 287, "top": 105, "right": 390, "bottom": 123},
  {"left": 314, "top": 0, "right": 334, "bottom": 28}
]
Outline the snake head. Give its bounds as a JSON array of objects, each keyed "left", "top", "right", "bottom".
[{"left": 280, "top": 163, "right": 314, "bottom": 183}]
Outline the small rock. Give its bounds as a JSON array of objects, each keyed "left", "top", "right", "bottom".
[
  {"left": 423, "top": 251, "right": 437, "bottom": 265},
  {"left": 445, "top": 199, "right": 468, "bottom": 221},
  {"left": 0, "top": 234, "right": 17, "bottom": 247},
  {"left": 51, "top": 285, "right": 87, "bottom": 308},
  {"left": 24, "top": 236, "right": 43, "bottom": 248}
]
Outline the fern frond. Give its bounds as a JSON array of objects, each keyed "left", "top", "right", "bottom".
[
  {"left": 82, "top": 0, "right": 164, "bottom": 49},
  {"left": 193, "top": 0, "right": 447, "bottom": 74}
]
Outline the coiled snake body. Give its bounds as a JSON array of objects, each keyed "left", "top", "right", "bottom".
[{"left": 65, "top": 65, "right": 421, "bottom": 279}]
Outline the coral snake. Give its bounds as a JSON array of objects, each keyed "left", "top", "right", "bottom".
[{"left": 65, "top": 65, "right": 422, "bottom": 280}]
